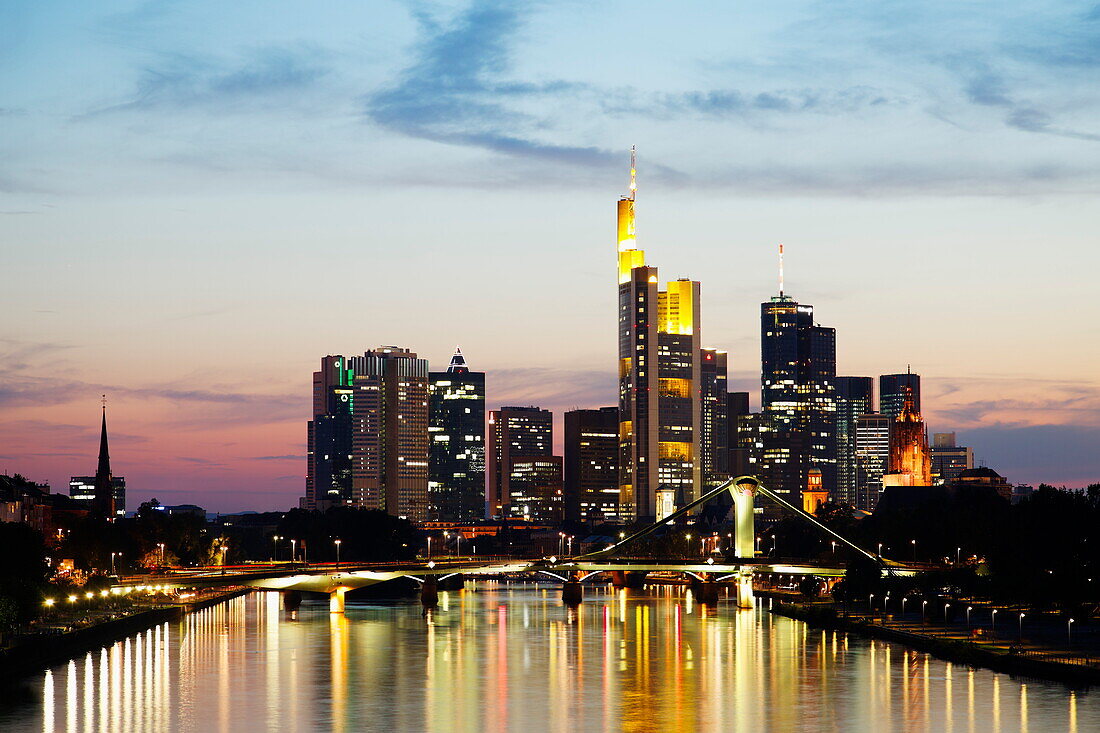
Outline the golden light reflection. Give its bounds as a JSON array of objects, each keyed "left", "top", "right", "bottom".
[{"left": 15, "top": 585, "right": 1099, "bottom": 731}]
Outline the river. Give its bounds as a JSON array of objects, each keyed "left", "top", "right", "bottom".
[{"left": 1, "top": 582, "right": 1096, "bottom": 732}]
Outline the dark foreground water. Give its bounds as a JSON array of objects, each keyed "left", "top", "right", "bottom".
[{"left": 2, "top": 582, "right": 1097, "bottom": 732}]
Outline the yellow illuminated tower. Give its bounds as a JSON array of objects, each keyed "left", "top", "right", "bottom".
[
  {"left": 883, "top": 386, "right": 933, "bottom": 487},
  {"left": 617, "top": 150, "right": 716, "bottom": 521}
]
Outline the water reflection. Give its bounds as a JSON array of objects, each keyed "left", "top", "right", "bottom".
[{"left": 5, "top": 584, "right": 1099, "bottom": 732}]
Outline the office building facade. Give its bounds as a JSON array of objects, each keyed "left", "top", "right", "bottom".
[
  {"left": 616, "top": 151, "right": 715, "bottom": 521},
  {"left": 428, "top": 348, "right": 486, "bottom": 522},
  {"left": 931, "top": 432, "right": 974, "bottom": 485},
  {"left": 834, "top": 376, "right": 873, "bottom": 506},
  {"left": 564, "top": 407, "right": 620, "bottom": 523},
  {"left": 760, "top": 289, "right": 837, "bottom": 504},
  {"left": 487, "top": 406, "right": 555, "bottom": 519},
  {"left": 880, "top": 372, "right": 921, "bottom": 421},
  {"left": 854, "top": 413, "right": 891, "bottom": 511},
  {"left": 306, "top": 348, "right": 430, "bottom": 521}
]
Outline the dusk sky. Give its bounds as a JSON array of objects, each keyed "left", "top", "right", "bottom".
[{"left": 2, "top": 1, "right": 1098, "bottom": 511}]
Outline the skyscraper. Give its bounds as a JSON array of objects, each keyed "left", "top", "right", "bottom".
[
  {"left": 487, "top": 406, "right": 555, "bottom": 519},
  {"left": 306, "top": 348, "right": 430, "bottom": 520},
  {"left": 700, "top": 349, "right": 729, "bottom": 486},
  {"left": 834, "top": 376, "right": 873, "bottom": 506},
  {"left": 306, "top": 356, "right": 354, "bottom": 509},
  {"left": 883, "top": 386, "right": 932, "bottom": 487},
  {"left": 564, "top": 407, "right": 619, "bottom": 523},
  {"left": 616, "top": 150, "right": 709, "bottom": 521},
  {"left": 726, "top": 392, "right": 751, "bottom": 477},
  {"left": 854, "top": 413, "right": 891, "bottom": 511},
  {"left": 931, "top": 432, "right": 974, "bottom": 485},
  {"left": 759, "top": 253, "right": 837, "bottom": 504},
  {"left": 428, "top": 348, "right": 486, "bottom": 522},
  {"left": 879, "top": 372, "right": 921, "bottom": 421}
]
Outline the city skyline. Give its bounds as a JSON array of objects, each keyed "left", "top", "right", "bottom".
[{"left": 3, "top": 2, "right": 1099, "bottom": 510}]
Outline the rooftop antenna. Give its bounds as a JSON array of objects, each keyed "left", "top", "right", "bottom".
[
  {"left": 778, "top": 243, "right": 785, "bottom": 297},
  {"left": 629, "top": 145, "right": 637, "bottom": 201},
  {"left": 101, "top": 394, "right": 107, "bottom": 411}
]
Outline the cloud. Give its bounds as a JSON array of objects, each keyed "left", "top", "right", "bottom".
[
  {"left": 925, "top": 376, "right": 1100, "bottom": 429},
  {"left": 82, "top": 45, "right": 329, "bottom": 117},
  {"left": 250, "top": 455, "right": 300, "bottom": 461},
  {"left": 604, "top": 86, "right": 896, "bottom": 119},
  {"left": 488, "top": 367, "right": 615, "bottom": 412},
  {"left": 365, "top": 1, "right": 617, "bottom": 166}
]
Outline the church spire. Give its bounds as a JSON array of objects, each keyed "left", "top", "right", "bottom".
[
  {"left": 447, "top": 346, "right": 469, "bottom": 374},
  {"left": 93, "top": 396, "right": 116, "bottom": 519},
  {"left": 97, "top": 396, "right": 111, "bottom": 479}
]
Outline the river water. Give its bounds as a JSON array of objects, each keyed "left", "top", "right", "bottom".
[{"left": 2, "top": 582, "right": 1097, "bottom": 732}]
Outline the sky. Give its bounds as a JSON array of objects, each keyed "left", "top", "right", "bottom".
[{"left": 1, "top": 1, "right": 1098, "bottom": 511}]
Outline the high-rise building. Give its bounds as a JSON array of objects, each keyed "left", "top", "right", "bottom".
[
  {"left": 78, "top": 404, "right": 123, "bottom": 519},
  {"left": 879, "top": 372, "right": 921, "bottom": 421},
  {"left": 854, "top": 413, "right": 891, "bottom": 511},
  {"left": 930, "top": 432, "right": 973, "bottom": 485},
  {"left": 508, "top": 456, "right": 564, "bottom": 522},
  {"left": 564, "top": 407, "right": 620, "bottom": 523},
  {"left": 883, "top": 386, "right": 932, "bottom": 487},
  {"left": 306, "top": 348, "right": 430, "bottom": 521},
  {"left": 616, "top": 150, "right": 711, "bottom": 521},
  {"left": 306, "top": 356, "right": 355, "bottom": 509},
  {"left": 834, "top": 377, "right": 873, "bottom": 506},
  {"left": 427, "top": 348, "right": 486, "bottom": 522},
  {"left": 735, "top": 412, "right": 805, "bottom": 518},
  {"left": 700, "top": 349, "right": 729, "bottom": 486},
  {"left": 726, "top": 392, "right": 751, "bottom": 477},
  {"left": 487, "top": 406, "right": 555, "bottom": 519},
  {"left": 760, "top": 258, "right": 837, "bottom": 505}
]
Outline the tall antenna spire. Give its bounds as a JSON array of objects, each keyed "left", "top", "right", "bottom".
[
  {"left": 778, "top": 243, "right": 785, "bottom": 297},
  {"left": 629, "top": 145, "right": 636, "bottom": 201}
]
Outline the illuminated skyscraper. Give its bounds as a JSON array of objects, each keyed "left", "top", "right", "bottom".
[
  {"left": 880, "top": 372, "right": 921, "bottom": 421},
  {"left": 759, "top": 257, "right": 837, "bottom": 504},
  {"left": 564, "top": 407, "right": 620, "bottom": 523},
  {"left": 306, "top": 355, "right": 354, "bottom": 509},
  {"left": 834, "top": 376, "right": 873, "bottom": 506},
  {"left": 616, "top": 150, "right": 712, "bottom": 521},
  {"left": 306, "top": 348, "right": 429, "bottom": 521},
  {"left": 487, "top": 406, "right": 555, "bottom": 519},
  {"left": 428, "top": 348, "right": 486, "bottom": 521},
  {"left": 854, "top": 413, "right": 890, "bottom": 511}
]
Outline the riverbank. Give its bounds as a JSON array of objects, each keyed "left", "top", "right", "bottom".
[
  {"left": 768, "top": 599, "right": 1100, "bottom": 687},
  {"left": 0, "top": 588, "right": 250, "bottom": 684}
]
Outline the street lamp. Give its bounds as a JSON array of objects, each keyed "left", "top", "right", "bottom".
[
  {"left": 290, "top": 539, "right": 297, "bottom": 563},
  {"left": 272, "top": 535, "right": 281, "bottom": 562},
  {"left": 966, "top": 606, "right": 973, "bottom": 637},
  {"left": 566, "top": 535, "right": 572, "bottom": 556},
  {"left": 922, "top": 600, "right": 928, "bottom": 625},
  {"left": 911, "top": 539, "right": 917, "bottom": 562},
  {"left": 427, "top": 536, "right": 432, "bottom": 559},
  {"left": 943, "top": 603, "right": 951, "bottom": 636},
  {"left": 868, "top": 593, "right": 875, "bottom": 617},
  {"left": 1068, "top": 618, "right": 1075, "bottom": 647},
  {"left": 831, "top": 541, "right": 838, "bottom": 556},
  {"left": 956, "top": 547, "right": 962, "bottom": 565},
  {"left": 110, "top": 552, "right": 120, "bottom": 575},
  {"left": 877, "top": 542, "right": 883, "bottom": 557},
  {"left": 456, "top": 533, "right": 463, "bottom": 557},
  {"left": 991, "top": 609, "right": 998, "bottom": 639},
  {"left": 157, "top": 543, "right": 165, "bottom": 567},
  {"left": 1018, "top": 612, "right": 1025, "bottom": 643},
  {"left": 334, "top": 539, "right": 342, "bottom": 569},
  {"left": 901, "top": 596, "right": 908, "bottom": 616}
]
